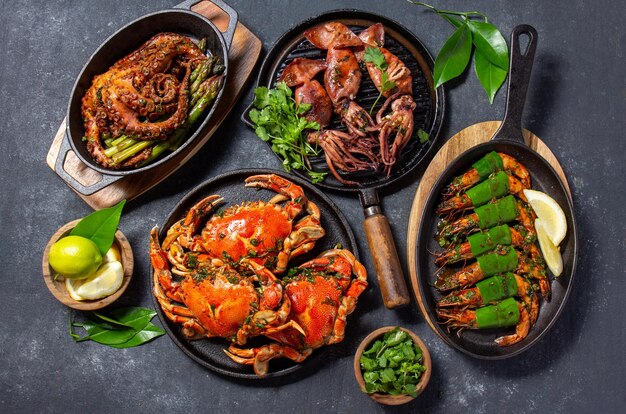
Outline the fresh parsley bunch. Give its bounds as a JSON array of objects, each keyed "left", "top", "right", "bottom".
[{"left": 249, "top": 82, "right": 326, "bottom": 183}]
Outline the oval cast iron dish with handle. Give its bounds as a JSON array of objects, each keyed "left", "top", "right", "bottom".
[
  {"left": 415, "top": 25, "right": 577, "bottom": 358},
  {"left": 151, "top": 168, "right": 358, "bottom": 379},
  {"left": 56, "top": 0, "right": 238, "bottom": 195},
  {"left": 242, "top": 10, "right": 445, "bottom": 309}
]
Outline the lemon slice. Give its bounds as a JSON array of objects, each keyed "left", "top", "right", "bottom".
[
  {"left": 535, "top": 219, "right": 563, "bottom": 276},
  {"left": 71, "top": 261, "right": 124, "bottom": 300},
  {"left": 65, "top": 277, "right": 86, "bottom": 301},
  {"left": 103, "top": 244, "right": 121, "bottom": 263},
  {"left": 523, "top": 189, "right": 567, "bottom": 246}
]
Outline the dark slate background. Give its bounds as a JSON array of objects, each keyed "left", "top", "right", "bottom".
[{"left": 1, "top": 0, "right": 624, "bottom": 412}]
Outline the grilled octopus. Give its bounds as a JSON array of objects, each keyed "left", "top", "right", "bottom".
[{"left": 81, "top": 33, "right": 208, "bottom": 168}]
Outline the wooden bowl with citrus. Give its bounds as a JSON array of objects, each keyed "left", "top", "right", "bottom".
[{"left": 42, "top": 219, "right": 133, "bottom": 310}]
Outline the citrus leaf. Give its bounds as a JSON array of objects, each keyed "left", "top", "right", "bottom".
[
  {"left": 441, "top": 14, "right": 464, "bottom": 29},
  {"left": 467, "top": 20, "right": 509, "bottom": 70},
  {"left": 70, "top": 200, "right": 125, "bottom": 256},
  {"left": 108, "top": 322, "right": 165, "bottom": 349},
  {"left": 74, "top": 322, "right": 137, "bottom": 345},
  {"left": 474, "top": 48, "right": 508, "bottom": 103},
  {"left": 433, "top": 23, "right": 472, "bottom": 88},
  {"left": 108, "top": 307, "right": 156, "bottom": 331}
]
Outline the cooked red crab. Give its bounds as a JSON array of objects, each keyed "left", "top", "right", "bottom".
[
  {"left": 225, "top": 248, "right": 368, "bottom": 376},
  {"left": 162, "top": 174, "right": 325, "bottom": 276},
  {"left": 150, "top": 228, "right": 291, "bottom": 345}
]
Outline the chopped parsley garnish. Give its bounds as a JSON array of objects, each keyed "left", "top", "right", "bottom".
[{"left": 363, "top": 47, "right": 396, "bottom": 113}]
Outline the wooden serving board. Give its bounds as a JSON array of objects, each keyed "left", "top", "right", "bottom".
[
  {"left": 406, "top": 121, "right": 571, "bottom": 333},
  {"left": 46, "top": 1, "right": 262, "bottom": 210}
]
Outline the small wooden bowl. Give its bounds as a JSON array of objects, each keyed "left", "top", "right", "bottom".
[
  {"left": 42, "top": 219, "right": 133, "bottom": 310},
  {"left": 354, "top": 326, "right": 432, "bottom": 405}
]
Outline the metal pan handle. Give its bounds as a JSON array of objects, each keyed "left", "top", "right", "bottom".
[
  {"left": 54, "top": 132, "right": 122, "bottom": 195},
  {"left": 360, "top": 190, "right": 410, "bottom": 309},
  {"left": 175, "top": 0, "right": 238, "bottom": 49},
  {"left": 492, "top": 24, "right": 538, "bottom": 144}
]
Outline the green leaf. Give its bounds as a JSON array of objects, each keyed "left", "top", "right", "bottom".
[
  {"left": 74, "top": 321, "right": 137, "bottom": 345},
  {"left": 417, "top": 128, "right": 430, "bottom": 144},
  {"left": 384, "top": 328, "right": 408, "bottom": 347},
  {"left": 363, "top": 46, "right": 387, "bottom": 69},
  {"left": 69, "top": 307, "right": 163, "bottom": 348},
  {"left": 70, "top": 200, "right": 125, "bottom": 256},
  {"left": 108, "top": 323, "right": 165, "bottom": 349},
  {"left": 467, "top": 20, "right": 509, "bottom": 70},
  {"left": 441, "top": 14, "right": 464, "bottom": 29},
  {"left": 380, "top": 368, "right": 396, "bottom": 383},
  {"left": 108, "top": 307, "right": 156, "bottom": 331},
  {"left": 433, "top": 23, "right": 473, "bottom": 88},
  {"left": 88, "top": 312, "right": 134, "bottom": 329},
  {"left": 474, "top": 48, "right": 508, "bottom": 104}
]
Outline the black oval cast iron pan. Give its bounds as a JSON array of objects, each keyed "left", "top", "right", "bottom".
[
  {"left": 56, "top": 0, "right": 238, "bottom": 195},
  {"left": 242, "top": 10, "right": 445, "bottom": 309},
  {"left": 151, "top": 169, "right": 358, "bottom": 379},
  {"left": 415, "top": 25, "right": 577, "bottom": 358}
]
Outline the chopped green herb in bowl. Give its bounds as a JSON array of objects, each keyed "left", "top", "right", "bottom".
[{"left": 354, "top": 326, "right": 431, "bottom": 405}]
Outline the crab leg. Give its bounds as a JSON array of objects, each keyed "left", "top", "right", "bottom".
[
  {"left": 150, "top": 226, "right": 209, "bottom": 339},
  {"left": 225, "top": 343, "right": 312, "bottom": 377}
]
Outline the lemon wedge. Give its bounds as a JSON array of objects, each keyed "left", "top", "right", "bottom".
[
  {"left": 523, "top": 189, "right": 567, "bottom": 246},
  {"left": 66, "top": 261, "right": 124, "bottom": 301},
  {"left": 535, "top": 219, "right": 563, "bottom": 276},
  {"left": 103, "top": 244, "right": 121, "bottom": 263},
  {"left": 65, "top": 277, "right": 86, "bottom": 301}
]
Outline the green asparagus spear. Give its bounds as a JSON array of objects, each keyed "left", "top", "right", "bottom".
[
  {"left": 188, "top": 75, "right": 224, "bottom": 125},
  {"left": 104, "top": 137, "right": 137, "bottom": 158},
  {"left": 197, "top": 37, "right": 207, "bottom": 53},
  {"left": 189, "top": 61, "right": 206, "bottom": 84},
  {"left": 111, "top": 141, "right": 154, "bottom": 165}
]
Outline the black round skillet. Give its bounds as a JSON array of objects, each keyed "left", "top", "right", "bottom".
[
  {"left": 242, "top": 10, "right": 445, "bottom": 309},
  {"left": 415, "top": 25, "right": 577, "bottom": 358},
  {"left": 55, "top": 0, "right": 238, "bottom": 195},
  {"left": 151, "top": 169, "right": 358, "bottom": 378}
]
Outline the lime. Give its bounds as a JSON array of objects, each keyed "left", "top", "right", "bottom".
[
  {"left": 535, "top": 219, "right": 563, "bottom": 277},
  {"left": 49, "top": 235, "right": 103, "bottom": 280},
  {"left": 523, "top": 189, "right": 567, "bottom": 246}
]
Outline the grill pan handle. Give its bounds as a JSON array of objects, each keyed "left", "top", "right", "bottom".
[
  {"left": 54, "top": 132, "right": 122, "bottom": 195},
  {"left": 360, "top": 190, "right": 410, "bottom": 309},
  {"left": 492, "top": 24, "right": 538, "bottom": 144},
  {"left": 175, "top": 0, "right": 238, "bottom": 49}
]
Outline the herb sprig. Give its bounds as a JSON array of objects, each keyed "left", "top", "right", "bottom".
[
  {"left": 408, "top": 1, "right": 509, "bottom": 103},
  {"left": 249, "top": 82, "right": 326, "bottom": 183},
  {"left": 359, "top": 327, "right": 426, "bottom": 397},
  {"left": 363, "top": 47, "right": 396, "bottom": 113}
]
